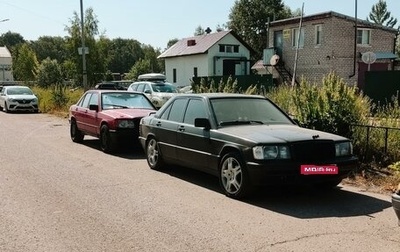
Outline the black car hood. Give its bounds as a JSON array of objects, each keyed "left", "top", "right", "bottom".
[{"left": 216, "top": 124, "right": 347, "bottom": 143}]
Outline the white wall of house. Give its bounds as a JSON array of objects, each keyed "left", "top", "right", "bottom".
[
  {"left": 164, "top": 54, "right": 208, "bottom": 86},
  {"left": 207, "top": 34, "right": 251, "bottom": 76},
  {"left": 0, "top": 47, "right": 13, "bottom": 82},
  {"left": 163, "top": 33, "right": 252, "bottom": 86}
]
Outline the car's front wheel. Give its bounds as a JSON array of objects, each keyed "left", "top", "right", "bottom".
[
  {"left": 4, "top": 102, "right": 9, "bottom": 113},
  {"left": 70, "top": 119, "right": 84, "bottom": 143},
  {"left": 219, "top": 152, "right": 252, "bottom": 199},
  {"left": 100, "top": 124, "right": 115, "bottom": 153},
  {"left": 146, "top": 138, "right": 165, "bottom": 170}
]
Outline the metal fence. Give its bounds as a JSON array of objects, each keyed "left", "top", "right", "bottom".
[{"left": 351, "top": 124, "right": 400, "bottom": 162}]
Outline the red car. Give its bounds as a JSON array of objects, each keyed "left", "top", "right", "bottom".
[{"left": 69, "top": 90, "right": 157, "bottom": 153}]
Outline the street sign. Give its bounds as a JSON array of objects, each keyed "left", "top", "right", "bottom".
[{"left": 78, "top": 47, "right": 89, "bottom": 55}]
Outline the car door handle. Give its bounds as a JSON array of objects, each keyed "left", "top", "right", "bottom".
[
  {"left": 178, "top": 125, "right": 185, "bottom": 132},
  {"left": 156, "top": 121, "right": 162, "bottom": 127}
]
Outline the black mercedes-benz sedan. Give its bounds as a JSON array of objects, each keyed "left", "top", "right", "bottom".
[{"left": 139, "top": 93, "right": 358, "bottom": 199}]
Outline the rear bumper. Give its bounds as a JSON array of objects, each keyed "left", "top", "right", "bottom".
[{"left": 246, "top": 156, "right": 359, "bottom": 186}]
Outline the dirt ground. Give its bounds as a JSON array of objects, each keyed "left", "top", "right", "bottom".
[{"left": 342, "top": 167, "right": 400, "bottom": 195}]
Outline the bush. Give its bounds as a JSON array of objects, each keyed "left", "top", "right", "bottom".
[
  {"left": 191, "top": 76, "right": 260, "bottom": 95},
  {"left": 291, "top": 73, "right": 370, "bottom": 138},
  {"left": 31, "top": 85, "right": 83, "bottom": 115}
]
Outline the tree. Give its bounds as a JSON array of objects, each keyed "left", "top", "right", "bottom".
[
  {"left": 65, "top": 7, "right": 107, "bottom": 87},
  {"left": 166, "top": 38, "right": 179, "bottom": 49},
  {"left": 367, "top": 0, "right": 397, "bottom": 28},
  {"left": 107, "top": 38, "right": 144, "bottom": 74},
  {"left": 142, "top": 45, "right": 163, "bottom": 73},
  {"left": 37, "top": 58, "right": 63, "bottom": 87},
  {"left": 126, "top": 58, "right": 152, "bottom": 80},
  {"left": 194, "top": 25, "right": 205, "bottom": 36},
  {"left": 30, "top": 36, "right": 68, "bottom": 63},
  {"left": 12, "top": 43, "right": 39, "bottom": 82},
  {"left": 0, "top": 31, "right": 25, "bottom": 53},
  {"left": 228, "top": 0, "right": 292, "bottom": 59}
]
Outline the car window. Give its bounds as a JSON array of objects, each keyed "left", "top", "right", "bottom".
[
  {"left": 101, "top": 93, "right": 155, "bottom": 110},
  {"left": 6, "top": 87, "right": 33, "bottom": 95},
  {"left": 210, "top": 98, "right": 293, "bottom": 125},
  {"left": 151, "top": 83, "right": 177, "bottom": 93},
  {"left": 136, "top": 84, "right": 145, "bottom": 92},
  {"left": 142, "top": 84, "right": 150, "bottom": 92},
  {"left": 81, "top": 93, "right": 92, "bottom": 108},
  {"left": 129, "top": 84, "right": 138, "bottom": 91},
  {"left": 89, "top": 93, "right": 98, "bottom": 106},
  {"left": 183, "top": 99, "right": 207, "bottom": 125},
  {"left": 167, "top": 98, "right": 188, "bottom": 122},
  {"left": 160, "top": 103, "right": 172, "bottom": 120}
]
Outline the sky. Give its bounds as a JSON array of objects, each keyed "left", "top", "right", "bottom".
[{"left": 0, "top": 0, "right": 399, "bottom": 50}]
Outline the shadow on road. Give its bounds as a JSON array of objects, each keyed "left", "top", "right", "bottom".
[
  {"left": 160, "top": 164, "right": 392, "bottom": 219},
  {"left": 80, "top": 138, "right": 146, "bottom": 160}
]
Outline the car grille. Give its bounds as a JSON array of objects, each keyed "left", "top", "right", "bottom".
[
  {"left": 290, "top": 140, "right": 335, "bottom": 162},
  {"left": 16, "top": 99, "right": 34, "bottom": 104}
]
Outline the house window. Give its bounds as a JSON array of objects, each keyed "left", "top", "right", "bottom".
[
  {"left": 291, "top": 28, "right": 304, "bottom": 48},
  {"left": 173, "top": 68, "right": 177, "bottom": 83},
  {"left": 219, "top": 44, "right": 239, "bottom": 53},
  {"left": 193, "top": 67, "right": 198, "bottom": 77},
  {"left": 315, "top": 25, "right": 322, "bottom": 45},
  {"left": 357, "top": 29, "right": 371, "bottom": 45}
]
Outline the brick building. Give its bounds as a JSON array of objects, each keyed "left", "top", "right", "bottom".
[{"left": 263, "top": 11, "right": 398, "bottom": 88}]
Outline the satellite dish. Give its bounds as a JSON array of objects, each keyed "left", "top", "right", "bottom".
[
  {"left": 270, "top": 54, "right": 280, "bottom": 66},
  {"left": 362, "top": 51, "right": 377, "bottom": 65}
]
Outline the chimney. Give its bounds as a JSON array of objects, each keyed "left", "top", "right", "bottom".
[{"left": 187, "top": 39, "right": 196, "bottom": 46}]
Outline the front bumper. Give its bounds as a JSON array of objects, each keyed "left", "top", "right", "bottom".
[
  {"left": 109, "top": 128, "right": 140, "bottom": 145},
  {"left": 246, "top": 156, "right": 359, "bottom": 186},
  {"left": 7, "top": 101, "right": 38, "bottom": 112}
]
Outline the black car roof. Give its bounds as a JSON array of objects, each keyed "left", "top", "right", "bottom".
[{"left": 174, "top": 93, "right": 266, "bottom": 99}]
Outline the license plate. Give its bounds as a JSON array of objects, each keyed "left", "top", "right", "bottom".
[{"left": 301, "top": 165, "right": 338, "bottom": 175}]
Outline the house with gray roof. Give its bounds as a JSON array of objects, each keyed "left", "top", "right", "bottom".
[
  {"left": 158, "top": 30, "right": 254, "bottom": 87},
  {"left": 263, "top": 11, "right": 398, "bottom": 89},
  {"left": 0, "top": 46, "right": 13, "bottom": 82}
]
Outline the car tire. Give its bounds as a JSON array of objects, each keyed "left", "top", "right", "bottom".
[
  {"left": 4, "top": 102, "right": 8, "bottom": 113},
  {"left": 70, "top": 119, "right": 84, "bottom": 143},
  {"left": 146, "top": 138, "right": 165, "bottom": 170},
  {"left": 219, "top": 152, "right": 252, "bottom": 199},
  {"left": 100, "top": 124, "right": 115, "bottom": 153}
]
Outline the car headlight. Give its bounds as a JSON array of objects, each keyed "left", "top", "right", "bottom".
[
  {"left": 253, "top": 145, "right": 291, "bottom": 160},
  {"left": 335, "top": 142, "right": 353, "bottom": 156},
  {"left": 117, "top": 120, "right": 135, "bottom": 128}
]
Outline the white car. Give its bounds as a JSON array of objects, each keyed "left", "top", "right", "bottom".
[
  {"left": 0, "top": 85, "right": 39, "bottom": 113},
  {"left": 128, "top": 81, "right": 178, "bottom": 109}
]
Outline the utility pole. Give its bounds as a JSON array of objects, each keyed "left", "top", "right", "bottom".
[{"left": 80, "top": 0, "right": 88, "bottom": 89}]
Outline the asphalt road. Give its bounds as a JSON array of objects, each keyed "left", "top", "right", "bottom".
[{"left": 0, "top": 112, "right": 399, "bottom": 252}]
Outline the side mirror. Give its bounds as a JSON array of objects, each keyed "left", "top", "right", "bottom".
[
  {"left": 194, "top": 118, "right": 211, "bottom": 130},
  {"left": 144, "top": 90, "right": 152, "bottom": 94},
  {"left": 89, "top": 104, "right": 99, "bottom": 111}
]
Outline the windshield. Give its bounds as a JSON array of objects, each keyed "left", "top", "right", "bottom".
[
  {"left": 101, "top": 93, "right": 154, "bottom": 110},
  {"left": 151, "top": 83, "right": 178, "bottom": 93},
  {"left": 6, "top": 87, "right": 33, "bottom": 95},
  {"left": 210, "top": 97, "right": 293, "bottom": 126}
]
